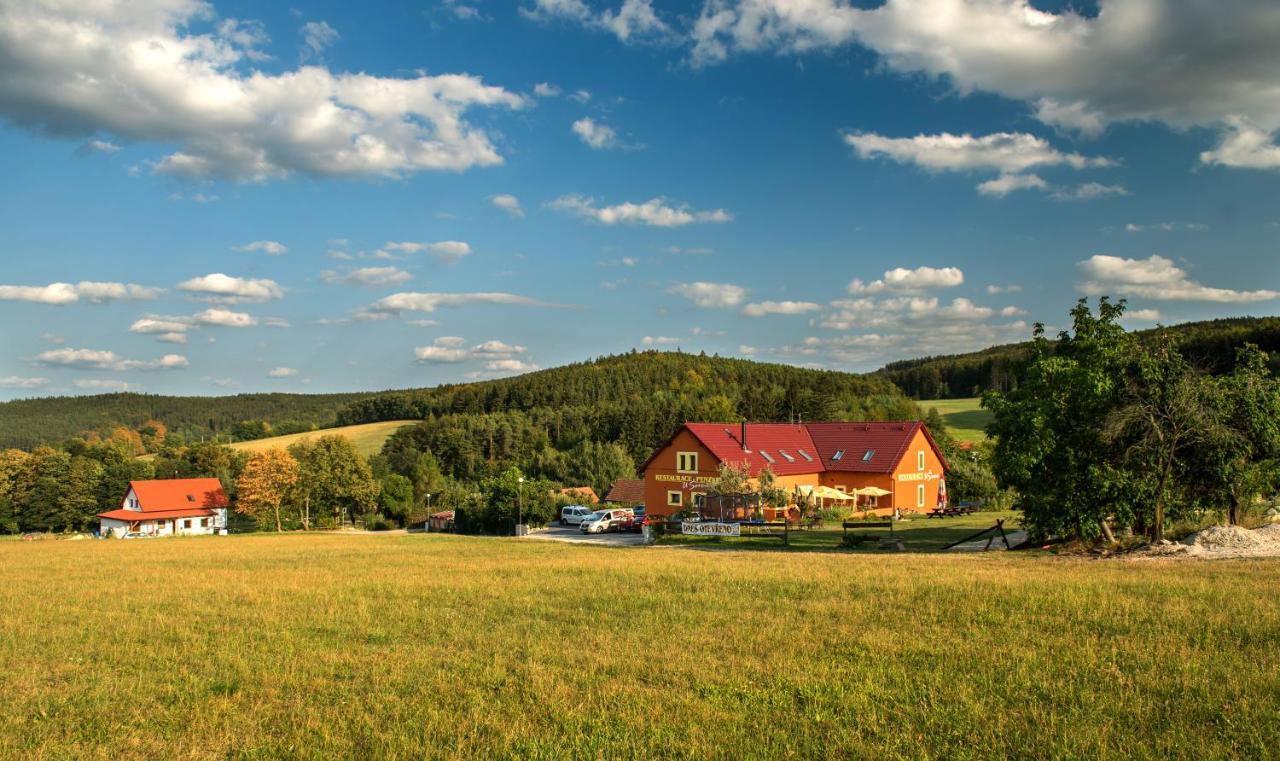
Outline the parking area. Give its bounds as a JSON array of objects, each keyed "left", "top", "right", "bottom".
[{"left": 525, "top": 523, "right": 647, "bottom": 547}]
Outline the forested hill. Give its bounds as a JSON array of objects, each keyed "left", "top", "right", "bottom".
[
  {"left": 0, "top": 351, "right": 915, "bottom": 452},
  {"left": 878, "top": 316, "right": 1280, "bottom": 399}
]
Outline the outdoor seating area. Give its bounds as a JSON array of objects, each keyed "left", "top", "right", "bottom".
[{"left": 927, "top": 500, "right": 982, "bottom": 518}]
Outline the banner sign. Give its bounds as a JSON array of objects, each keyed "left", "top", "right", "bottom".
[
  {"left": 681, "top": 521, "right": 741, "bottom": 537},
  {"left": 897, "top": 471, "right": 940, "bottom": 482},
  {"left": 655, "top": 474, "right": 717, "bottom": 483}
]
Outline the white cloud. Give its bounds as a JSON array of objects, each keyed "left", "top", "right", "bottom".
[
  {"left": 35, "top": 348, "right": 188, "bottom": 371},
  {"left": 322, "top": 267, "right": 413, "bottom": 287},
  {"left": 741, "top": 300, "right": 821, "bottom": 317},
  {"left": 522, "top": 0, "right": 670, "bottom": 43},
  {"left": 81, "top": 139, "right": 120, "bottom": 154},
  {"left": 482, "top": 358, "right": 538, "bottom": 373},
  {"left": 491, "top": 194, "right": 524, "bottom": 216},
  {"left": 1126, "top": 308, "right": 1162, "bottom": 321},
  {"left": 844, "top": 131, "right": 1111, "bottom": 174},
  {"left": 0, "top": 1, "right": 527, "bottom": 181},
  {"left": 1050, "top": 182, "right": 1130, "bottom": 201},
  {"left": 572, "top": 117, "right": 619, "bottom": 149},
  {"left": 848, "top": 266, "right": 964, "bottom": 295},
  {"left": 999, "top": 306, "right": 1027, "bottom": 317},
  {"left": 642, "top": 335, "right": 681, "bottom": 346},
  {"left": 369, "top": 291, "right": 568, "bottom": 315},
  {"left": 300, "top": 20, "right": 339, "bottom": 60},
  {"left": 569, "top": 89, "right": 592, "bottom": 103},
  {"left": 73, "top": 379, "right": 132, "bottom": 391},
  {"left": 192, "top": 308, "right": 257, "bottom": 327},
  {"left": 0, "top": 376, "right": 49, "bottom": 389},
  {"left": 550, "top": 194, "right": 732, "bottom": 226},
  {"left": 986, "top": 284, "right": 1022, "bottom": 294},
  {"left": 130, "top": 317, "right": 193, "bottom": 336},
  {"left": 534, "top": 82, "right": 562, "bottom": 97},
  {"left": 381, "top": 240, "right": 473, "bottom": 262},
  {"left": 267, "top": 367, "right": 298, "bottom": 378},
  {"left": 0, "top": 281, "right": 161, "bottom": 305},
  {"left": 1078, "top": 254, "right": 1279, "bottom": 303},
  {"left": 1124, "top": 222, "right": 1207, "bottom": 233},
  {"left": 977, "top": 173, "right": 1048, "bottom": 197},
  {"left": 668, "top": 281, "right": 746, "bottom": 309},
  {"left": 690, "top": 1, "right": 1280, "bottom": 169},
  {"left": 234, "top": 240, "right": 288, "bottom": 255},
  {"left": 177, "top": 273, "right": 284, "bottom": 303},
  {"left": 737, "top": 345, "right": 757, "bottom": 355},
  {"left": 414, "top": 337, "right": 530, "bottom": 364}
]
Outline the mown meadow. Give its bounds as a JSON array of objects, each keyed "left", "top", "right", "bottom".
[{"left": 2, "top": 533, "right": 1277, "bottom": 759}]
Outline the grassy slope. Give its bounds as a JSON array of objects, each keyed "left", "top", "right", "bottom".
[
  {"left": 2, "top": 534, "right": 1278, "bottom": 759},
  {"left": 225, "top": 420, "right": 418, "bottom": 459},
  {"left": 920, "top": 397, "right": 991, "bottom": 442}
]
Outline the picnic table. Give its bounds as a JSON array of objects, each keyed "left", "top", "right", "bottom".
[{"left": 926, "top": 501, "right": 981, "bottom": 518}]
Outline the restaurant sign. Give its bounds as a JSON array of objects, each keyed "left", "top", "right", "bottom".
[
  {"left": 681, "top": 521, "right": 741, "bottom": 537},
  {"left": 897, "top": 471, "right": 940, "bottom": 482},
  {"left": 655, "top": 474, "right": 717, "bottom": 483}
]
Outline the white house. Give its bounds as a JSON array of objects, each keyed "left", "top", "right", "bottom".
[{"left": 98, "top": 478, "right": 229, "bottom": 538}]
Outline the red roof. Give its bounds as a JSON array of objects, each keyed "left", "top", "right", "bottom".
[
  {"left": 684, "top": 423, "right": 821, "bottom": 477},
  {"left": 603, "top": 479, "right": 645, "bottom": 503},
  {"left": 124, "top": 478, "right": 229, "bottom": 512},
  {"left": 97, "top": 508, "right": 216, "bottom": 522},
  {"left": 644, "top": 421, "right": 948, "bottom": 477}
]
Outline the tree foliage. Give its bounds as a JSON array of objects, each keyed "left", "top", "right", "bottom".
[{"left": 235, "top": 449, "right": 300, "bottom": 532}]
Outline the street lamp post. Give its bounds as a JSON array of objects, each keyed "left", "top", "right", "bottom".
[
  {"left": 517, "top": 476, "right": 525, "bottom": 536},
  {"left": 425, "top": 493, "right": 431, "bottom": 531}
]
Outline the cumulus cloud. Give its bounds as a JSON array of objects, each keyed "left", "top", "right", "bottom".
[
  {"left": 380, "top": 240, "right": 472, "bottom": 262},
  {"left": 0, "top": 376, "right": 49, "bottom": 389},
  {"left": 986, "top": 284, "right": 1022, "bottom": 294},
  {"left": 522, "top": 0, "right": 670, "bottom": 43},
  {"left": 741, "top": 300, "right": 821, "bottom": 317},
  {"left": 534, "top": 82, "right": 562, "bottom": 97},
  {"left": 491, "top": 194, "right": 524, "bottom": 216},
  {"left": 0, "top": 1, "right": 527, "bottom": 181},
  {"left": 572, "top": 117, "right": 620, "bottom": 149},
  {"left": 321, "top": 267, "right": 413, "bottom": 287},
  {"left": 1077, "top": 254, "right": 1279, "bottom": 303},
  {"left": 0, "top": 281, "right": 161, "bottom": 305},
  {"left": 848, "top": 266, "right": 963, "bottom": 295},
  {"left": 368, "top": 291, "right": 569, "bottom": 315},
  {"left": 845, "top": 131, "right": 1113, "bottom": 196},
  {"left": 192, "top": 308, "right": 257, "bottom": 327},
  {"left": 177, "top": 273, "right": 284, "bottom": 303},
  {"left": 234, "top": 240, "right": 288, "bottom": 255},
  {"left": 265, "top": 367, "right": 296, "bottom": 378},
  {"left": 642, "top": 335, "right": 681, "bottom": 346},
  {"left": 1126, "top": 308, "right": 1162, "bottom": 321},
  {"left": 668, "top": 281, "right": 746, "bottom": 309},
  {"left": 414, "top": 336, "right": 529, "bottom": 365},
  {"left": 690, "top": 1, "right": 1280, "bottom": 169},
  {"left": 34, "top": 348, "right": 188, "bottom": 371},
  {"left": 550, "top": 194, "right": 732, "bottom": 226}
]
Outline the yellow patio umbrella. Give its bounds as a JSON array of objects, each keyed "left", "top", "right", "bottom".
[
  {"left": 810, "top": 485, "right": 853, "bottom": 500},
  {"left": 852, "top": 486, "right": 892, "bottom": 497}
]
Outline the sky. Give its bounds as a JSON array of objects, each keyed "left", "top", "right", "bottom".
[{"left": 0, "top": 0, "right": 1278, "bottom": 399}]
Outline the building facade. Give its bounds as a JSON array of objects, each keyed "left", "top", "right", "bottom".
[
  {"left": 97, "top": 478, "right": 229, "bottom": 538},
  {"left": 641, "top": 421, "right": 948, "bottom": 519}
]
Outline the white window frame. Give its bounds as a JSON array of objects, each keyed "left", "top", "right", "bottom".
[
  {"left": 917, "top": 484, "right": 926, "bottom": 507},
  {"left": 667, "top": 490, "right": 683, "bottom": 507},
  {"left": 917, "top": 450, "right": 925, "bottom": 471},
  {"left": 676, "top": 451, "right": 699, "bottom": 474}
]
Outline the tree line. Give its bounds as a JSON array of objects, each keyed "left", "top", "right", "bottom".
[
  {"left": 880, "top": 315, "right": 1280, "bottom": 400},
  {"left": 986, "top": 299, "right": 1280, "bottom": 543}
]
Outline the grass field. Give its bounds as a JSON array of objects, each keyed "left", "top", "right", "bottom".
[
  {"left": 225, "top": 420, "right": 418, "bottom": 458},
  {"left": 2, "top": 534, "right": 1278, "bottom": 759},
  {"left": 920, "top": 397, "right": 991, "bottom": 443}
]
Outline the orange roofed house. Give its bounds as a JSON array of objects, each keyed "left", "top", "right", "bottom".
[
  {"left": 641, "top": 421, "right": 949, "bottom": 520},
  {"left": 97, "top": 478, "right": 230, "bottom": 538}
]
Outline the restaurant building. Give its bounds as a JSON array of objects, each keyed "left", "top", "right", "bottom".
[{"left": 640, "top": 421, "right": 948, "bottom": 519}]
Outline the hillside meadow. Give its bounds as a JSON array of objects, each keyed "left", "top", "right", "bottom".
[
  {"left": 2, "top": 534, "right": 1277, "bottom": 759},
  {"left": 920, "top": 398, "right": 991, "bottom": 443},
  {"left": 224, "top": 419, "right": 418, "bottom": 459}
]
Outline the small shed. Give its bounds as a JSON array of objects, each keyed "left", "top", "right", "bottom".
[{"left": 428, "top": 510, "right": 456, "bottom": 532}]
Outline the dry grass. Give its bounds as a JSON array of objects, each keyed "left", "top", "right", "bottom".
[
  {"left": 1, "top": 533, "right": 1277, "bottom": 759},
  {"left": 224, "top": 420, "right": 418, "bottom": 458},
  {"left": 920, "top": 398, "right": 991, "bottom": 443}
]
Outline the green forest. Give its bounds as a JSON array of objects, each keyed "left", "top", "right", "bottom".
[{"left": 878, "top": 315, "right": 1280, "bottom": 399}]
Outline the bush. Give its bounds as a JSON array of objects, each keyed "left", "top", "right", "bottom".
[{"left": 364, "top": 514, "right": 396, "bottom": 531}]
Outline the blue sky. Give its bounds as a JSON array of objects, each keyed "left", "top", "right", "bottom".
[{"left": 0, "top": 0, "right": 1278, "bottom": 398}]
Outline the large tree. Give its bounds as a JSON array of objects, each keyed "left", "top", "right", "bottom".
[
  {"left": 290, "top": 436, "right": 379, "bottom": 527},
  {"left": 235, "top": 449, "right": 300, "bottom": 532}
]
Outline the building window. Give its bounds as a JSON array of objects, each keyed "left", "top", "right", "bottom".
[
  {"left": 862, "top": 449, "right": 875, "bottom": 462},
  {"left": 917, "top": 484, "right": 926, "bottom": 507},
  {"left": 867, "top": 495, "right": 878, "bottom": 507},
  {"left": 832, "top": 450, "right": 845, "bottom": 461},
  {"left": 692, "top": 493, "right": 705, "bottom": 508},
  {"left": 676, "top": 451, "right": 698, "bottom": 473},
  {"left": 917, "top": 450, "right": 925, "bottom": 471},
  {"left": 200, "top": 518, "right": 209, "bottom": 528},
  {"left": 667, "top": 491, "right": 683, "bottom": 507},
  {"left": 182, "top": 519, "right": 192, "bottom": 529}
]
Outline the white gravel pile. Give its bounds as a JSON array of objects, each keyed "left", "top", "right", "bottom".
[{"left": 1133, "top": 524, "right": 1280, "bottom": 560}]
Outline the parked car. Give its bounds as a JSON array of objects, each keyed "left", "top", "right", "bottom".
[
  {"left": 580, "top": 509, "right": 633, "bottom": 534},
  {"left": 560, "top": 505, "right": 594, "bottom": 526}
]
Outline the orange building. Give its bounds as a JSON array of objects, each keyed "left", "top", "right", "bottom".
[{"left": 640, "top": 421, "right": 949, "bottom": 519}]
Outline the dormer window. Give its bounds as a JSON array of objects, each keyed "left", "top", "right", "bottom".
[
  {"left": 862, "top": 450, "right": 875, "bottom": 462},
  {"left": 832, "top": 450, "right": 845, "bottom": 461}
]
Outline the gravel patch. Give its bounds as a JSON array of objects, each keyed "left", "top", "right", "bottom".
[{"left": 1132, "top": 523, "right": 1280, "bottom": 560}]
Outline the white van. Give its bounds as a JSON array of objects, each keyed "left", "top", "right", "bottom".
[
  {"left": 560, "top": 505, "right": 594, "bottom": 526},
  {"left": 579, "top": 508, "right": 633, "bottom": 534}
]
